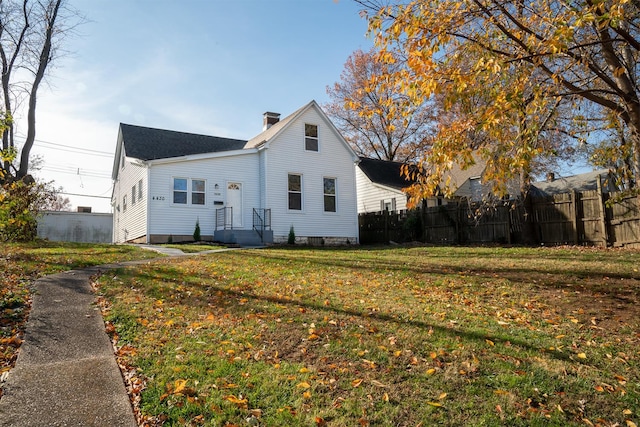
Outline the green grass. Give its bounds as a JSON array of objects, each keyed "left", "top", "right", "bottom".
[
  {"left": 96, "top": 246, "right": 640, "bottom": 426},
  {"left": 0, "top": 241, "right": 160, "bottom": 376}
]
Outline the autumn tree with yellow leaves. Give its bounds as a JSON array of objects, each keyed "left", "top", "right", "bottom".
[{"left": 355, "top": 0, "right": 640, "bottom": 205}]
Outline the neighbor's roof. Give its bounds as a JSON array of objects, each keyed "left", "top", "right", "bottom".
[
  {"left": 358, "top": 157, "right": 416, "bottom": 190},
  {"left": 530, "top": 169, "right": 615, "bottom": 196},
  {"left": 119, "top": 123, "right": 248, "bottom": 161},
  {"left": 445, "top": 155, "right": 486, "bottom": 190}
]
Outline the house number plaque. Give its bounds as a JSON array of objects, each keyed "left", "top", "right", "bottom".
[{"left": 152, "top": 196, "right": 166, "bottom": 201}]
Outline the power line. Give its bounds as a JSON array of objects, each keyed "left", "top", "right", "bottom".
[
  {"left": 15, "top": 134, "right": 115, "bottom": 157},
  {"left": 34, "top": 140, "right": 114, "bottom": 157},
  {"left": 41, "top": 165, "right": 111, "bottom": 179},
  {"left": 58, "top": 192, "right": 111, "bottom": 199}
]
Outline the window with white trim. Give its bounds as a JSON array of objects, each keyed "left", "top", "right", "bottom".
[
  {"left": 173, "top": 178, "right": 205, "bottom": 205},
  {"left": 323, "top": 177, "right": 336, "bottom": 212},
  {"left": 173, "top": 178, "right": 188, "bottom": 204},
  {"left": 123, "top": 195, "right": 127, "bottom": 212},
  {"left": 288, "top": 174, "right": 302, "bottom": 210},
  {"left": 131, "top": 185, "right": 136, "bottom": 205},
  {"left": 138, "top": 180, "right": 143, "bottom": 200},
  {"left": 192, "top": 179, "right": 205, "bottom": 205},
  {"left": 305, "top": 124, "right": 318, "bottom": 151}
]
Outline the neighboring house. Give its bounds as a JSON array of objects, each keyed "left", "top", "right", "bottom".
[
  {"left": 530, "top": 170, "right": 618, "bottom": 196},
  {"left": 111, "top": 100, "right": 360, "bottom": 245},
  {"left": 355, "top": 157, "right": 415, "bottom": 213},
  {"left": 356, "top": 155, "right": 490, "bottom": 213},
  {"left": 444, "top": 156, "right": 488, "bottom": 201}
]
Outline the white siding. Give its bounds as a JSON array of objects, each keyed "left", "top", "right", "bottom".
[
  {"left": 264, "top": 107, "right": 358, "bottom": 242},
  {"left": 355, "top": 166, "right": 408, "bottom": 214},
  {"left": 112, "top": 155, "right": 148, "bottom": 243},
  {"left": 148, "top": 153, "right": 259, "bottom": 239}
]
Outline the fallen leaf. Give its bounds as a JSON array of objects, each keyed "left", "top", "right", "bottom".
[
  {"left": 427, "top": 401, "right": 443, "bottom": 407},
  {"left": 486, "top": 339, "right": 495, "bottom": 346},
  {"left": 577, "top": 353, "right": 587, "bottom": 359},
  {"left": 351, "top": 379, "right": 363, "bottom": 388},
  {"left": 224, "top": 395, "right": 248, "bottom": 409}
]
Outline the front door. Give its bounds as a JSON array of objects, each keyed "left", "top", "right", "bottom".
[{"left": 227, "top": 182, "right": 243, "bottom": 228}]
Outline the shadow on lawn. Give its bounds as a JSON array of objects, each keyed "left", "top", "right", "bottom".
[
  {"left": 249, "top": 247, "right": 640, "bottom": 303},
  {"left": 118, "top": 264, "right": 589, "bottom": 369}
]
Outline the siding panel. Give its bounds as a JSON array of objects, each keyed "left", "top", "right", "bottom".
[
  {"left": 148, "top": 153, "right": 259, "bottom": 239},
  {"left": 355, "top": 167, "right": 409, "bottom": 213},
  {"left": 265, "top": 107, "right": 358, "bottom": 242},
  {"left": 112, "top": 156, "right": 148, "bottom": 243}
]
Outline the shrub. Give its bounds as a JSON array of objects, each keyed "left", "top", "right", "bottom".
[
  {"left": 193, "top": 219, "right": 201, "bottom": 242},
  {"left": 287, "top": 225, "right": 295, "bottom": 245},
  {"left": 0, "top": 179, "right": 54, "bottom": 242}
]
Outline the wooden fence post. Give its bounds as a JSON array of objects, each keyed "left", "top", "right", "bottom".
[
  {"left": 383, "top": 209, "right": 389, "bottom": 244},
  {"left": 571, "top": 190, "right": 579, "bottom": 245},
  {"left": 596, "top": 178, "right": 609, "bottom": 247}
]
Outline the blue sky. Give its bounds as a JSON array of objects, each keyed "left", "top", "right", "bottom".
[{"left": 26, "top": 0, "right": 373, "bottom": 212}]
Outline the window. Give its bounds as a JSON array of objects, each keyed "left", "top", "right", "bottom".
[
  {"left": 123, "top": 195, "right": 127, "bottom": 212},
  {"left": 131, "top": 185, "right": 136, "bottom": 205},
  {"left": 288, "top": 174, "right": 302, "bottom": 210},
  {"left": 192, "top": 179, "right": 205, "bottom": 205},
  {"left": 138, "top": 180, "right": 143, "bottom": 200},
  {"left": 305, "top": 124, "right": 318, "bottom": 151},
  {"left": 323, "top": 177, "right": 336, "bottom": 212},
  {"left": 173, "top": 178, "right": 188, "bottom": 204},
  {"left": 173, "top": 178, "right": 205, "bottom": 205}
]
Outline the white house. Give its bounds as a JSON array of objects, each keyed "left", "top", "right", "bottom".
[
  {"left": 111, "top": 100, "right": 360, "bottom": 245},
  {"left": 355, "top": 155, "right": 491, "bottom": 213},
  {"left": 355, "top": 157, "right": 414, "bottom": 213}
]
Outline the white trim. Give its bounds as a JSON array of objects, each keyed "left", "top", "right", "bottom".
[
  {"left": 147, "top": 147, "right": 257, "bottom": 166},
  {"left": 225, "top": 180, "right": 244, "bottom": 228},
  {"left": 323, "top": 176, "right": 337, "bottom": 213},
  {"left": 287, "top": 172, "right": 304, "bottom": 212}
]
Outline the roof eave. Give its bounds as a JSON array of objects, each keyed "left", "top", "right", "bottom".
[{"left": 146, "top": 147, "right": 257, "bottom": 165}]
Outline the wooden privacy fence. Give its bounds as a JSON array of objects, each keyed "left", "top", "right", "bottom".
[{"left": 359, "top": 189, "right": 640, "bottom": 247}]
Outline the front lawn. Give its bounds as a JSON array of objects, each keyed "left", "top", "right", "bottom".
[
  {"left": 96, "top": 246, "right": 640, "bottom": 426},
  {"left": 0, "top": 241, "right": 160, "bottom": 381}
]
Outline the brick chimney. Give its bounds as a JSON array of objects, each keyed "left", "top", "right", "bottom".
[{"left": 263, "top": 112, "right": 280, "bottom": 131}]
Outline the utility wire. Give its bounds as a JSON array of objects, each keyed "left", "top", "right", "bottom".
[{"left": 58, "top": 192, "right": 111, "bottom": 199}]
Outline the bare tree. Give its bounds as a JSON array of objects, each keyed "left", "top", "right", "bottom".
[
  {"left": 325, "top": 48, "right": 436, "bottom": 163},
  {"left": 0, "top": 0, "right": 77, "bottom": 183}
]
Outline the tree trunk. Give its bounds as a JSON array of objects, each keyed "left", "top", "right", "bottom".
[{"left": 17, "top": 0, "right": 62, "bottom": 179}]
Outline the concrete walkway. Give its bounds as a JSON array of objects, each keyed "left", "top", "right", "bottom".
[
  {"left": 0, "top": 244, "right": 261, "bottom": 426},
  {"left": 0, "top": 265, "right": 139, "bottom": 427}
]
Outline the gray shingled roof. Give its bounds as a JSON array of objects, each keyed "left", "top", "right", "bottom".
[
  {"left": 120, "top": 123, "right": 248, "bottom": 161},
  {"left": 530, "top": 169, "right": 616, "bottom": 196},
  {"left": 358, "top": 157, "right": 416, "bottom": 190}
]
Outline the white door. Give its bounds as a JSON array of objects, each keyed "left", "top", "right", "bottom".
[{"left": 227, "top": 182, "right": 243, "bottom": 228}]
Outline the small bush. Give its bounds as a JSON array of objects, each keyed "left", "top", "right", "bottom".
[
  {"left": 0, "top": 179, "right": 53, "bottom": 242},
  {"left": 287, "top": 225, "right": 295, "bottom": 245},
  {"left": 193, "top": 219, "right": 201, "bottom": 242}
]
